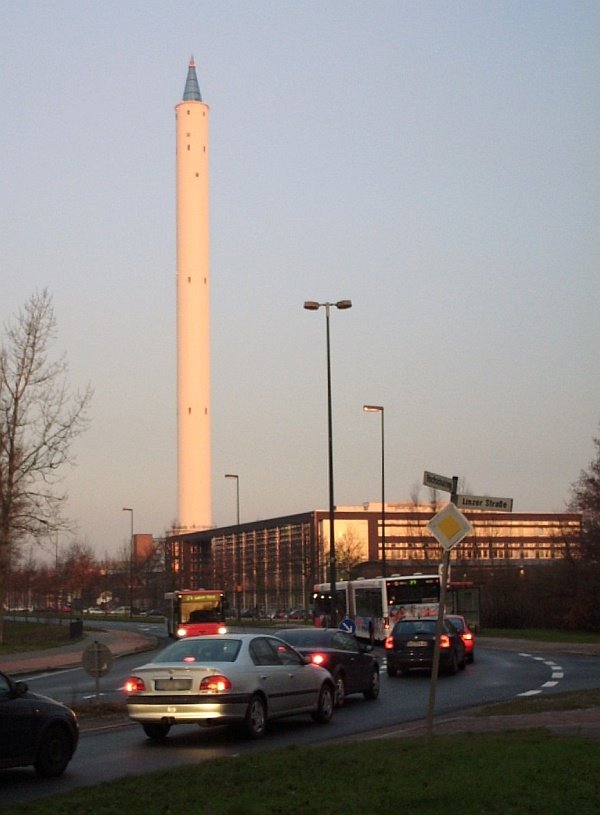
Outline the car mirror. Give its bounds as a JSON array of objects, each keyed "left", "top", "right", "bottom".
[{"left": 14, "top": 680, "right": 28, "bottom": 698}]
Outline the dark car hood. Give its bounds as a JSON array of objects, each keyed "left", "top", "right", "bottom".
[{"left": 24, "top": 690, "right": 77, "bottom": 717}]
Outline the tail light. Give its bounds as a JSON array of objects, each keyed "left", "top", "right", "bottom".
[
  {"left": 310, "top": 653, "right": 327, "bottom": 666},
  {"left": 462, "top": 632, "right": 473, "bottom": 642},
  {"left": 176, "top": 627, "right": 188, "bottom": 638},
  {"left": 124, "top": 676, "right": 146, "bottom": 693},
  {"left": 200, "top": 675, "right": 232, "bottom": 692},
  {"left": 384, "top": 635, "right": 394, "bottom": 650},
  {"left": 439, "top": 634, "right": 451, "bottom": 649},
  {"left": 217, "top": 625, "right": 228, "bottom": 634}
]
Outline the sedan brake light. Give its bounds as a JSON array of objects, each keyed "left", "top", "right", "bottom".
[
  {"left": 200, "top": 675, "right": 232, "bottom": 692},
  {"left": 310, "top": 653, "right": 327, "bottom": 666},
  {"left": 439, "top": 634, "right": 451, "bottom": 649},
  {"left": 384, "top": 635, "right": 394, "bottom": 650},
  {"left": 124, "top": 676, "right": 146, "bottom": 693},
  {"left": 461, "top": 632, "right": 473, "bottom": 642}
]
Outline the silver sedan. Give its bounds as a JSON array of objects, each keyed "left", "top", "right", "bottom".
[{"left": 124, "top": 633, "right": 335, "bottom": 740}]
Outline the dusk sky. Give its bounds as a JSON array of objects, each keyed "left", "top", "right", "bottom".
[{"left": 2, "top": 1, "right": 598, "bottom": 560}]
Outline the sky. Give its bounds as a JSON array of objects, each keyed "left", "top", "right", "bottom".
[{"left": 2, "top": 1, "right": 599, "bottom": 561}]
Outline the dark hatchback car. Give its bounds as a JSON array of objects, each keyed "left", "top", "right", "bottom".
[
  {"left": 384, "top": 618, "right": 466, "bottom": 677},
  {"left": 276, "top": 627, "right": 380, "bottom": 706},
  {"left": 0, "top": 671, "right": 79, "bottom": 776}
]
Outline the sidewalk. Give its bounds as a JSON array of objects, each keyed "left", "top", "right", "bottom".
[{"left": 0, "top": 627, "right": 157, "bottom": 677}]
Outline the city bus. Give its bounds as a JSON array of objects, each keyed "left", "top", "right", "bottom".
[
  {"left": 164, "top": 589, "right": 229, "bottom": 638},
  {"left": 312, "top": 574, "right": 441, "bottom": 643},
  {"left": 352, "top": 574, "right": 441, "bottom": 642}
]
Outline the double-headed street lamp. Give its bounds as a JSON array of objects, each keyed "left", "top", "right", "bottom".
[
  {"left": 304, "top": 299, "right": 352, "bottom": 626},
  {"left": 363, "top": 405, "right": 386, "bottom": 577},
  {"left": 224, "top": 474, "right": 241, "bottom": 617},
  {"left": 122, "top": 507, "right": 133, "bottom": 617}
]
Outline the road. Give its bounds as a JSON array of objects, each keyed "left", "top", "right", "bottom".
[{"left": 1, "top": 626, "right": 599, "bottom": 806}]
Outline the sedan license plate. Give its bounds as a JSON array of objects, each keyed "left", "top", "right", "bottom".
[
  {"left": 154, "top": 678, "right": 192, "bottom": 691},
  {"left": 409, "top": 640, "right": 428, "bottom": 647}
]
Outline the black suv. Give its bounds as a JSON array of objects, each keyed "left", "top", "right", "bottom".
[
  {"left": 384, "top": 617, "right": 466, "bottom": 676},
  {"left": 0, "top": 670, "right": 79, "bottom": 776}
]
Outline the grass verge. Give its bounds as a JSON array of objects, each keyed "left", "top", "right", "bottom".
[
  {"left": 5, "top": 731, "right": 600, "bottom": 814},
  {"left": 0, "top": 620, "right": 80, "bottom": 654},
  {"left": 477, "top": 687, "right": 600, "bottom": 716}
]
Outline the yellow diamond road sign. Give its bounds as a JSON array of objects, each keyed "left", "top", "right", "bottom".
[{"left": 428, "top": 502, "right": 474, "bottom": 551}]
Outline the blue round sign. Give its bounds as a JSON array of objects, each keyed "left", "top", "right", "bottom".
[{"left": 339, "top": 617, "right": 356, "bottom": 634}]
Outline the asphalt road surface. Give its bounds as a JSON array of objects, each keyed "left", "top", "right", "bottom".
[{"left": 2, "top": 635, "right": 599, "bottom": 806}]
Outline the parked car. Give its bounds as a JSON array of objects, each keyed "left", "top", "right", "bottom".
[
  {"left": 384, "top": 617, "right": 466, "bottom": 676},
  {"left": 276, "top": 627, "right": 380, "bottom": 706},
  {"left": 287, "top": 608, "right": 309, "bottom": 620},
  {"left": 0, "top": 671, "right": 79, "bottom": 776},
  {"left": 446, "top": 614, "right": 475, "bottom": 663},
  {"left": 124, "top": 633, "right": 335, "bottom": 740}
]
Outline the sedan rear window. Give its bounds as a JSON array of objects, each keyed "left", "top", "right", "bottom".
[
  {"left": 155, "top": 640, "right": 241, "bottom": 663},
  {"left": 396, "top": 620, "right": 436, "bottom": 635}
]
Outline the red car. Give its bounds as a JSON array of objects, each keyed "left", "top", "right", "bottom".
[{"left": 446, "top": 614, "right": 475, "bottom": 663}]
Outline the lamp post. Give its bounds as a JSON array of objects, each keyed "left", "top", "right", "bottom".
[
  {"left": 224, "top": 474, "right": 241, "bottom": 617},
  {"left": 304, "top": 299, "right": 352, "bottom": 626},
  {"left": 363, "top": 405, "right": 386, "bottom": 577},
  {"left": 122, "top": 507, "right": 133, "bottom": 618}
]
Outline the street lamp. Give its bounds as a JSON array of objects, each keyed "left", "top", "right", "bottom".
[
  {"left": 122, "top": 508, "right": 133, "bottom": 618},
  {"left": 224, "top": 474, "right": 241, "bottom": 617},
  {"left": 304, "top": 299, "right": 352, "bottom": 626},
  {"left": 363, "top": 405, "right": 386, "bottom": 577}
]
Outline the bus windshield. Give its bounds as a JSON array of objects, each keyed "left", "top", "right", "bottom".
[{"left": 165, "top": 590, "right": 228, "bottom": 638}]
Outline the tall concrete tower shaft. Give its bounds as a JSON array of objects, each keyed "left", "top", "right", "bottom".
[{"left": 175, "top": 58, "right": 211, "bottom": 531}]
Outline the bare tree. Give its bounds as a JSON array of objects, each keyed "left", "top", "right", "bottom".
[
  {"left": 335, "top": 529, "right": 364, "bottom": 580},
  {"left": 0, "top": 290, "right": 92, "bottom": 642},
  {"left": 568, "top": 424, "right": 600, "bottom": 561}
]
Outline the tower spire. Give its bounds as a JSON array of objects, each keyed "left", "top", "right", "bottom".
[{"left": 183, "top": 56, "right": 202, "bottom": 102}]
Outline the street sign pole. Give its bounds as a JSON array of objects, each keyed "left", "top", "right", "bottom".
[
  {"left": 425, "top": 490, "right": 472, "bottom": 742},
  {"left": 422, "top": 467, "right": 512, "bottom": 739},
  {"left": 426, "top": 548, "right": 451, "bottom": 742}
]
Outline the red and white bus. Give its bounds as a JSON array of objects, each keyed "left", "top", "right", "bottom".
[
  {"left": 312, "top": 574, "right": 441, "bottom": 643},
  {"left": 165, "top": 589, "right": 229, "bottom": 638}
]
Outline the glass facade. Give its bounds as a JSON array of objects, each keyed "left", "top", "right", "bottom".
[{"left": 165, "top": 506, "right": 581, "bottom": 613}]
